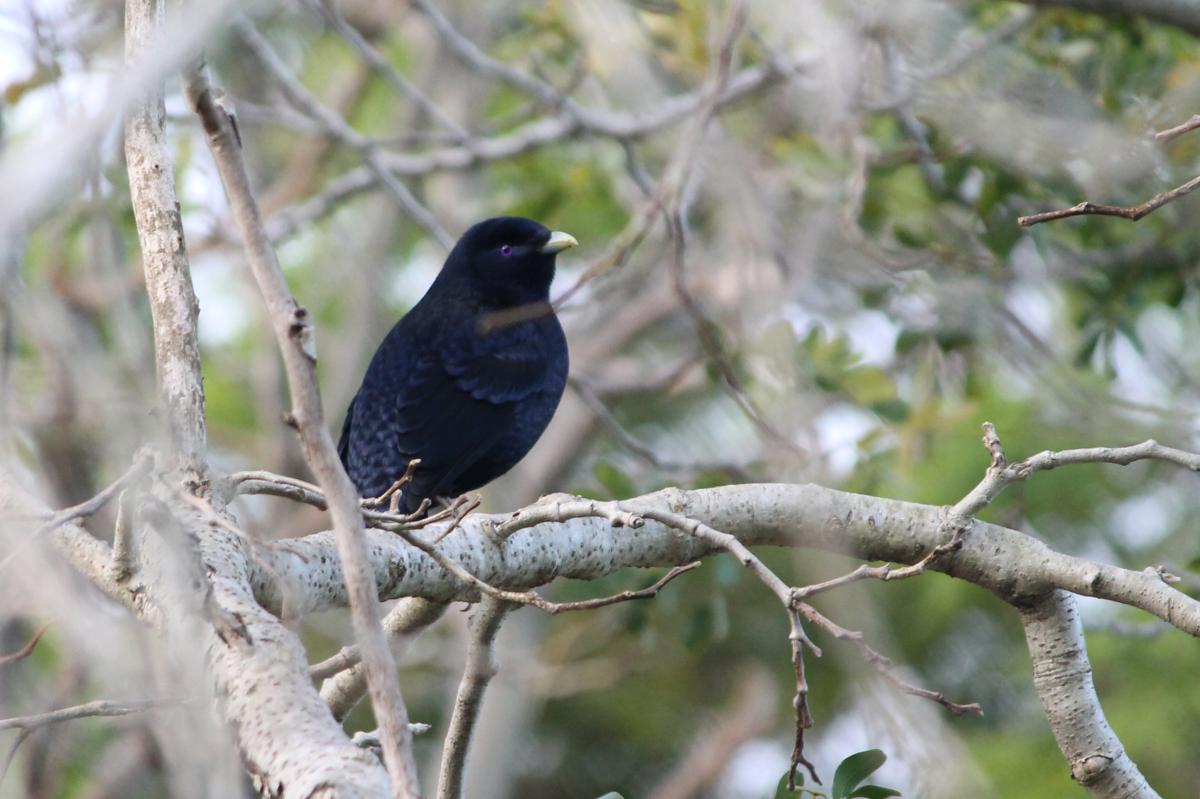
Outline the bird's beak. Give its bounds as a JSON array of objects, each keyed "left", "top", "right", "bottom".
[{"left": 540, "top": 231, "right": 578, "bottom": 254}]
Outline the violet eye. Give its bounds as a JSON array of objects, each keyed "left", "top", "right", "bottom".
[{"left": 499, "top": 244, "right": 513, "bottom": 257}]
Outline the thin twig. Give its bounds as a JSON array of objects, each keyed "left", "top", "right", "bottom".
[
  {"left": 1017, "top": 175, "right": 1200, "bottom": 227},
  {"left": 955, "top": 422, "right": 1200, "bottom": 523},
  {"left": 1019, "top": 108, "right": 1200, "bottom": 228},
  {"left": 0, "top": 623, "right": 51, "bottom": 668},
  {"left": 361, "top": 459, "right": 421, "bottom": 509},
  {"left": 0, "top": 728, "right": 31, "bottom": 786},
  {"left": 795, "top": 604, "right": 983, "bottom": 717},
  {"left": 0, "top": 450, "right": 153, "bottom": 574},
  {"left": 1155, "top": 113, "right": 1200, "bottom": 145},
  {"left": 0, "top": 699, "right": 166, "bottom": 731},
  {"left": 306, "top": 0, "right": 469, "bottom": 141},
  {"left": 264, "top": 53, "right": 805, "bottom": 243},
  {"left": 232, "top": 469, "right": 463, "bottom": 530},
  {"left": 234, "top": 18, "right": 453, "bottom": 250}
]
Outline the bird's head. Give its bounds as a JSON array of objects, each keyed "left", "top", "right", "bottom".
[{"left": 442, "top": 216, "right": 578, "bottom": 307}]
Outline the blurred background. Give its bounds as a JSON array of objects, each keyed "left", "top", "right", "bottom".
[{"left": 2, "top": 0, "right": 1200, "bottom": 796}]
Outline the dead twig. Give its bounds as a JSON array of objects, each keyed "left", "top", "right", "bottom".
[
  {"left": 1155, "top": 113, "right": 1200, "bottom": 145},
  {"left": 0, "top": 623, "right": 51, "bottom": 668},
  {"left": 0, "top": 450, "right": 153, "bottom": 574},
  {"left": 0, "top": 699, "right": 167, "bottom": 731},
  {"left": 1017, "top": 176, "right": 1200, "bottom": 227},
  {"left": 1020, "top": 111, "right": 1200, "bottom": 227}
]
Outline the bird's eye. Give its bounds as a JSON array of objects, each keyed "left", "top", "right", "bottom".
[{"left": 499, "top": 244, "right": 513, "bottom": 257}]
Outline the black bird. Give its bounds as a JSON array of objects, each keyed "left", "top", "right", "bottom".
[{"left": 338, "top": 216, "right": 577, "bottom": 513}]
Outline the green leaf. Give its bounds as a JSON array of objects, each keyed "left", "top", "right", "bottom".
[
  {"left": 832, "top": 750, "right": 887, "bottom": 799},
  {"left": 870, "top": 398, "right": 910, "bottom": 423},
  {"left": 849, "top": 785, "right": 902, "bottom": 799},
  {"left": 772, "top": 767, "right": 804, "bottom": 797}
]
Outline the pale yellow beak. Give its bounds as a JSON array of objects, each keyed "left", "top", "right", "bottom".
[{"left": 540, "top": 231, "right": 578, "bottom": 254}]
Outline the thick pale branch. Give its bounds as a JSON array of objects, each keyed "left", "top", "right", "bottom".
[
  {"left": 1022, "top": 592, "right": 1160, "bottom": 799},
  {"left": 254, "top": 483, "right": 1200, "bottom": 640},
  {"left": 435, "top": 597, "right": 512, "bottom": 799},
  {"left": 124, "top": 0, "right": 207, "bottom": 479}
]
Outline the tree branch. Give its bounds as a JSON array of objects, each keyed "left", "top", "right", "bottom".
[
  {"left": 0, "top": 623, "right": 51, "bottom": 668},
  {"left": 435, "top": 597, "right": 512, "bottom": 799},
  {"left": 1017, "top": 175, "right": 1200, "bottom": 227},
  {"left": 0, "top": 699, "right": 165, "bottom": 731},
  {"left": 183, "top": 58, "right": 420, "bottom": 798},
  {"left": 264, "top": 53, "right": 805, "bottom": 242},
  {"left": 233, "top": 17, "right": 453, "bottom": 250},
  {"left": 254, "top": 480, "right": 1200, "bottom": 639},
  {"left": 124, "top": 0, "right": 207, "bottom": 482},
  {"left": 1022, "top": 592, "right": 1161, "bottom": 799},
  {"left": 319, "top": 598, "right": 447, "bottom": 721}
]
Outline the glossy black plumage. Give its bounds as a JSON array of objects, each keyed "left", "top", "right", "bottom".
[{"left": 338, "top": 217, "right": 573, "bottom": 513}]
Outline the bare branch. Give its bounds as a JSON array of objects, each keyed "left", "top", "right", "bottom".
[
  {"left": 1017, "top": 175, "right": 1200, "bottom": 227},
  {"left": 952, "top": 422, "right": 1200, "bottom": 522},
  {"left": 234, "top": 18, "right": 453, "bottom": 250},
  {"left": 436, "top": 597, "right": 513, "bottom": 799},
  {"left": 1022, "top": 592, "right": 1161, "bottom": 798},
  {"left": 0, "top": 699, "right": 165, "bottom": 731},
  {"left": 124, "top": 0, "right": 206, "bottom": 480},
  {"left": 0, "top": 623, "right": 51, "bottom": 668},
  {"left": 1154, "top": 113, "right": 1200, "bottom": 144},
  {"left": 183, "top": 59, "right": 421, "bottom": 798},
  {"left": 305, "top": 0, "right": 469, "bottom": 142},
  {"left": 264, "top": 52, "right": 805, "bottom": 242},
  {"left": 319, "top": 598, "right": 447, "bottom": 721},
  {"left": 0, "top": 450, "right": 153, "bottom": 575},
  {"left": 1018, "top": 107, "right": 1200, "bottom": 228},
  {"left": 799, "top": 604, "right": 983, "bottom": 717}
]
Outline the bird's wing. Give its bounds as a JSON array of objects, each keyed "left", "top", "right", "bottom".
[
  {"left": 443, "top": 329, "right": 553, "bottom": 402},
  {"left": 391, "top": 326, "right": 551, "bottom": 503},
  {"left": 337, "top": 394, "right": 357, "bottom": 467}
]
